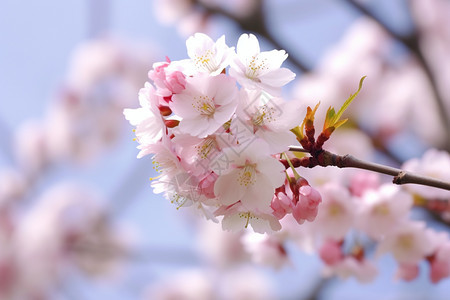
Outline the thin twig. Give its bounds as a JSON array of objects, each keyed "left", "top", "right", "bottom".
[{"left": 288, "top": 146, "right": 450, "bottom": 191}]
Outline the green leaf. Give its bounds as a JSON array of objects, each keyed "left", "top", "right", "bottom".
[
  {"left": 333, "top": 76, "right": 366, "bottom": 123},
  {"left": 290, "top": 126, "right": 304, "bottom": 141},
  {"left": 323, "top": 76, "right": 366, "bottom": 131}
]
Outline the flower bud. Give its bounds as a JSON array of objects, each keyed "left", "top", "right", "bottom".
[
  {"left": 164, "top": 119, "right": 180, "bottom": 128},
  {"left": 159, "top": 105, "right": 172, "bottom": 116}
]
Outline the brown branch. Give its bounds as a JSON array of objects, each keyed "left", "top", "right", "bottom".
[{"left": 288, "top": 146, "right": 450, "bottom": 191}]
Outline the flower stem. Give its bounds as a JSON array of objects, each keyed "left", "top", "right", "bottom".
[{"left": 288, "top": 146, "right": 450, "bottom": 191}]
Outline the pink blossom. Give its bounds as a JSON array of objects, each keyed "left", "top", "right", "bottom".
[
  {"left": 230, "top": 33, "right": 295, "bottom": 95},
  {"left": 14, "top": 183, "right": 123, "bottom": 296},
  {"left": 313, "top": 183, "right": 355, "bottom": 240},
  {"left": 216, "top": 202, "right": 282, "bottom": 234},
  {"left": 243, "top": 233, "right": 289, "bottom": 269},
  {"left": 212, "top": 139, "right": 285, "bottom": 214},
  {"left": 218, "top": 267, "right": 276, "bottom": 300},
  {"left": 231, "top": 89, "right": 301, "bottom": 153},
  {"left": 330, "top": 257, "right": 378, "bottom": 283},
  {"left": 123, "top": 82, "right": 165, "bottom": 157},
  {"left": 196, "top": 220, "right": 247, "bottom": 267},
  {"left": 14, "top": 120, "right": 48, "bottom": 175},
  {"left": 153, "top": 0, "right": 193, "bottom": 26},
  {"left": 271, "top": 186, "right": 292, "bottom": 220},
  {"left": 319, "top": 239, "right": 343, "bottom": 266},
  {"left": 186, "top": 33, "right": 234, "bottom": 75},
  {"left": 172, "top": 129, "right": 237, "bottom": 177},
  {"left": 429, "top": 241, "right": 450, "bottom": 283},
  {"left": 145, "top": 137, "right": 183, "bottom": 178},
  {"left": 376, "top": 221, "right": 434, "bottom": 264},
  {"left": 0, "top": 169, "right": 27, "bottom": 206},
  {"left": 198, "top": 172, "right": 218, "bottom": 199},
  {"left": 148, "top": 59, "right": 186, "bottom": 97},
  {"left": 396, "top": 263, "right": 420, "bottom": 281},
  {"left": 292, "top": 185, "right": 322, "bottom": 224},
  {"left": 356, "top": 184, "right": 413, "bottom": 240},
  {"left": 144, "top": 269, "right": 213, "bottom": 300},
  {"left": 349, "top": 170, "right": 380, "bottom": 197},
  {"left": 171, "top": 74, "right": 238, "bottom": 137}
]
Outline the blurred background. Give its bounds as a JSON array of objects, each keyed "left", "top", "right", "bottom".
[{"left": 1, "top": 0, "right": 450, "bottom": 299}]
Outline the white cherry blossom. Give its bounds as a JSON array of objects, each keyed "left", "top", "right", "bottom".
[
  {"left": 186, "top": 33, "right": 234, "bottom": 75},
  {"left": 123, "top": 82, "right": 165, "bottom": 157},
  {"left": 231, "top": 89, "right": 300, "bottom": 153},
  {"left": 229, "top": 33, "right": 295, "bottom": 95},
  {"left": 211, "top": 139, "right": 285, "bottom": 214},
  {"left": 216, "top": 202, "right": 282, "bottom": 234},
  {"left": 171, "top": 74, "right": 238, "bottom": 138}
]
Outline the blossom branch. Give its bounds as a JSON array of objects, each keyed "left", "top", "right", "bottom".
[{"left": 287, "top": 146, "right": 450, "bottom": 191}]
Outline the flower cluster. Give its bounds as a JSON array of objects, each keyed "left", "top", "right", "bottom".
[
  {"left": 124, "top": 33, "right": 321, "bottom": 233},
  {"left": 126, "top": 32, "right": 450, "bottom": 284}
]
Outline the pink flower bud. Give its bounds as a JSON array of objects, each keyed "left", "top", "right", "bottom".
[
  {"left": 350, "top": 171, "right": 379, "bottom": 197},
  {"left": 428, "top": 243, "right": 450, "bottom": 283},
  {"left": 319, "top": 239, "right": 343, "bottom": 266},
  {"left": 299, "top": 185, "right": 322, "bottom": 208},
  {"left": 292, "top": 185, "right": 322, "bottom": 224},
  {"left": 148, "top": 62, "right": 169, "bottom": 81},
  {"left": 396, "top": 263, "right": 419, "bottom": 281},
  {"left": 166, "top": 70, "right": 186, "bottom": 94},
  {"left": 199, "top": 173, "right": 218, "bottom": 199},
  {"left": 271, "top": 192, "right": 292, "bottom": 220}
]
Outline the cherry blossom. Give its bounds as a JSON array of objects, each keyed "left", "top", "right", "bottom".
[
  {"left": 356, "top": 184, "right": 413, "bottom": 240},
  {"left": 230, "top": 33, "right": 296, "bottom": 95},
  {"left": 429, "top": 241, "right": 450, "bottom": 283},
  {"left": 148, "top": 58, "right": 187, "bottom": 97},
  {"left": 319, "top": 239, "right": 344, "bottom": 266},
  {"left": 123, "top": 82, "right": 165, "bottom": 157},
  {"left": 211, "top": 139, "right": 285, "bottom": 214},
  {"left": 395, "top": 263, "right": 420, "bottom": 281},
  {"left": 376, "top": 221, "right": 434, "bottom": 264},
  {"left": 122, "top": 30, "right": 450, "bottom": 286},
  {"left": 232, "top": 89, "right": 300, "bottom": 153},
  {"left": 242, "top": 232, "right": 289, "bottom": 269},
  {"left": 216, "top": 202, "right": 282, "bottom": 234},
  {"left": 171, "top": 74, "right": 238, "bottom": 137},
  {"left": 186, "top": 33, "right": 234, "bottom": 75},
  {"left": 313, "top": 183, "right": 355, "bottom": 240},
  {"left": 330, "top": 256, "right": 378, "bottom": 283}
]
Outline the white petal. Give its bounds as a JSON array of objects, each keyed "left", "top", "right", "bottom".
[
  {"left": 256, "top": 158, "right": 285, "bottom": 188},
  {"left": 214, "top": 170, "right": 246, "bottom": 205},
  {"left": 259, "top": 67, "right": 296, "bottom": 87},
  {"left": 241, "top": 173, "right": 275, "bottom": 214},
  {"left": 237, "top": 33, "right": 260, "bottom": 58},
  {"left": 222, "top": 212, "right": 248, "bottom": 232}
]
